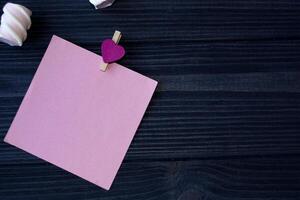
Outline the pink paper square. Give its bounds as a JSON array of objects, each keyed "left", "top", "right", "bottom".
[{"left": 4, "top": 35, "right": 157, "bottom": 190}]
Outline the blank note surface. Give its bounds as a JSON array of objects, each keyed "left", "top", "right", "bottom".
[{"left": 4, "top": 35, "right": 157, "bottom": 190}]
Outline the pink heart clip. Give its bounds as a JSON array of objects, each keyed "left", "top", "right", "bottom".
[{"left": 101, "top": 39, "right": 125, "bottom": 63}]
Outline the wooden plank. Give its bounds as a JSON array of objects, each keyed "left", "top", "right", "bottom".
[
  {"left": 1, "top": 0, "right": 300, "bottom": 43},
  {"left": 2, "top": 39, "right": 300, "bottom": 94},
  {"left": 1, "top": 156, "right": 300, "bottom": 199},
  {"left": 1, "top": 91, "right": 300, "bottom": 162}
]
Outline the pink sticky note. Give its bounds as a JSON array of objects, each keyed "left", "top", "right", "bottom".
[{"left": 4, "top": 35, "right": 157, "bottom": 190}]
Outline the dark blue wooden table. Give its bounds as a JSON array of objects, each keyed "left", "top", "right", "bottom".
[{"left": 1, "top": 0, "right": 300, "bottom": 199}]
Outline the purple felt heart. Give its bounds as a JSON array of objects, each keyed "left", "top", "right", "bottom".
[{"left": 101, "top": 39, "right": 125, "bottom": 63}]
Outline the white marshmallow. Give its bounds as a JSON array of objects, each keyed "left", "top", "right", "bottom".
[
  {"left": 89, "top": 0, "right": 115, "bottom": 9},
  {"left": 0, "top": 2, "right": 32, "bottom": 46}
]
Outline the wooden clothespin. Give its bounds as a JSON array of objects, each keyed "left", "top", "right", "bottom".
[{"left": 100, "top": 31, "right": 124, "bottom": 71}]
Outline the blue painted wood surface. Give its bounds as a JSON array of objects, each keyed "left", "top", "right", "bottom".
[{"left": 1, "top": 0, "right": 300, "bottom": 199}]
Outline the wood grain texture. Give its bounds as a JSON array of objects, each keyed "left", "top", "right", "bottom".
[
  {"left": 0, "top": 0, "right": 300, "bottom": 199},
  {"left": 1, "top": 156, "right": 300, "bottom": 199}
]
